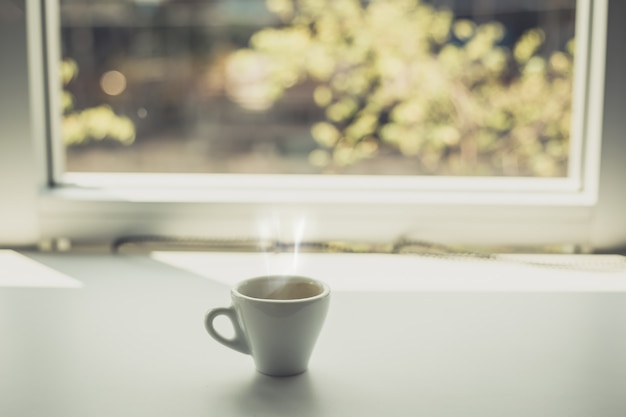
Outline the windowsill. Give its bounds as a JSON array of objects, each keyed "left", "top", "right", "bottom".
[{"left": 57, "top": 172, "right": 590, "bottom": 205}]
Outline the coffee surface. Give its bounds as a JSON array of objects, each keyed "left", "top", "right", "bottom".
[
  {"left": 264, "top": 282, "right": 321, "bottom": 300},
  {"left": 239, "top": 278, "right": 323, "bottom": 300}
]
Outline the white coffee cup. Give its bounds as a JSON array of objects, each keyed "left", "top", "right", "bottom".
[{"left": 205, "top": 275, "right": 330, "bottom": 377}]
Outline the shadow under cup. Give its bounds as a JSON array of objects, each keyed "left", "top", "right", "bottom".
[{"left": 206, "top": 275, "right": 330, "bottom": 377}]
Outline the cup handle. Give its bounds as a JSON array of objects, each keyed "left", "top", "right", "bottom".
[{"left": 205, "top": 307, "right": 250, "bottom": 355}]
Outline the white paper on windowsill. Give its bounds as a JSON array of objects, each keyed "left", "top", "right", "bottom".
[
  {"left": 0, "top": 250, "right": 83, "bottom": 288},
  {"left": 151, "top": 251, "right": 626, "bottom": 292}
]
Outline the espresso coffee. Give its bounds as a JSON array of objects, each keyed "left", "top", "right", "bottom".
[{"left": 238, "top": 278, "right": 324, "bottom": 300}]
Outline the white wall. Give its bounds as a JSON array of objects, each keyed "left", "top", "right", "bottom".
[
  {"left": 591, "top": 0, "right": 626, "bottom": 252},
  {"left": 0, "top": 1, "right": 40, "bottom": 247}
]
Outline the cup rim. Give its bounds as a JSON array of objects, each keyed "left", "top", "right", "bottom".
[{"left": 232, "top": 275, "right": 330, "bottom": 303}]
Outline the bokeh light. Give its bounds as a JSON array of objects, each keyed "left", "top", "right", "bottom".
[{"left": 100, "top": 70, "right": 127, "bottom": 96}]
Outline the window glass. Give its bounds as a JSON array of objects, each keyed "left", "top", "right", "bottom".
[{"left": 60, "top": 0, "right": 576, "bottom": 177}]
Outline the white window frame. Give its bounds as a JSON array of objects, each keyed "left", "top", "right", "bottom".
[{"left": 1, "top": 0, "right": 625, "bottom": 252}]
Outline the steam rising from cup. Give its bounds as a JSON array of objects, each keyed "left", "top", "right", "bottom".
[{"left": 256, "top": 214, "right": 309, "bottom": 276}]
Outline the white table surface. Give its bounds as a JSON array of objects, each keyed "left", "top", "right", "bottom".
[{"left": 2, "top": 251, "right": 626, "bottom": 417}]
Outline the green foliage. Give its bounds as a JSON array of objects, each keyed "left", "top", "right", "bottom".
[
  {"left": 233, "top": 0, "right": 574, "bottom": 176},
  {"left": 61, "top": 59, "right": 135, "bottom": 146}
]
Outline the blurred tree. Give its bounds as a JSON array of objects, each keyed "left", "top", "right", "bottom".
[
  {"left": 61, "top": 59, "right": 135, "bottom": 146},
  {"left": 229, "top": 0, "right": 574, "bottom": 176}
]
